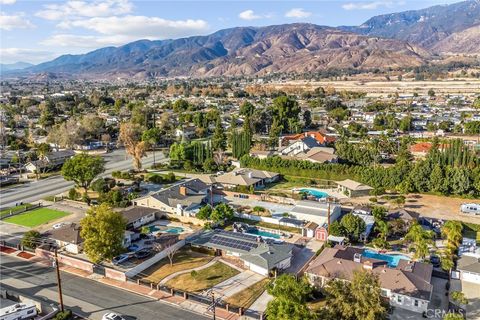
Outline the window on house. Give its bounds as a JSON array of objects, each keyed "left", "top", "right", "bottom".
[
  {"left": 397, "top": 295, "right": 402, "bottom": 303},
  {"left": 381, "top": 289, "right": 388, "bottom": 297},
  {"left": 414, "top": 300, "right": 419, "bottom": 307}
]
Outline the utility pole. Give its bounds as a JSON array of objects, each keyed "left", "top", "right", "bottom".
[
  {"left": 211, "top": 291, "right": 216, "bottom": 320},
  {"left": 54, "top": 249, "right": 65, "bottom": 312}
]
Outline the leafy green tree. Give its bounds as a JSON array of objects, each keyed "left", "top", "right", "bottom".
[
  {"left": 375, "top": 220, "right": 390, "bottom": 241},
  {"left": 464, "top": 121, "right": 480, "bottom": 134},
  {"left": 404, "top": 222, "right": 434, "bottom": 259},
  {"left": 303, "top": 110, "right": 312, "bottom": 128},
  {"left": 429, "top": 164, "right": 446, "bottom": 193},
  {"left": 340, "top": 213, "right": 366, "bottom": 242},
  {"left": 266, "top": 275, "right": 315, "bottom": 320},
  {"left": 80, "top": 204, "right": 127, "bottom": 263},
  {"left": 61, "top": 153, "right": 105, "bottom": 193},
  {"left": 270, "top": 96, "right": 300, "bottom": 133},
  {"left": 372, "top": 206, "right": 387, "bottom": 221},
  {"left": 441, "top": 221, "right": 463, "bottom": 251},
  {"left": 210, "top": 203, "right": 234, "bottom": 225},
  {"left": 399, "top": 116, "right": 413, "bottom": 132},
  {"left": 212, "top": 118, "right": 226, "bottom": 151},
  {"left": 239, "top": 101, "right": 255, "bottom": 116},
  {"left": 323, "top": 270, "right": 388, "bottom": 320},
  {"left": 328, "top": 107, "right": 349, "bottom": 122},
  {"left": 197, "top": 205, "right": 212, "bottom": 220},
  {"left": 328, "top": 220, "right": 344, "bottom": 237},
  {"left": 21, "top": 230, "right": 41, "bottom": 249},
  {"left": 451, "top": 291, "right": 468, "bottom": 305},
  {"left": 443, "top": 313, "right": 465, "bottom": 320}
]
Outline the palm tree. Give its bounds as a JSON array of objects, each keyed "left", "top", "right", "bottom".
[
  {"left": 375, "top": 220, "right": 390, "bottom": 241},
  {"left": 404, "top": 222, "right": 435, "bottom": 259},
  {"left": 441, "top": 221, "right": 463, "bottom": 251}
]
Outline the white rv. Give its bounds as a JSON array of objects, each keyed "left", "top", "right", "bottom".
[
  {"left": 461, "top": 203, "right": 480, "bottom": 215},
  {"left": 0, "top": 302, "right": 37, "bottom": 320}
]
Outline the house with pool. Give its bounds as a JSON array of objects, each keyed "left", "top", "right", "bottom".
[
  {"left": 289, "top": 200, "right": 342, "bottom": 228},
  {"left": 189, "top": 229, "right": 293, "bottom": 276},
  {"left": 305, "top": 245, "right": 433, "bottom": 314},
  {"left": 134, "top": 179, "right": 211, "bottom": 218}
]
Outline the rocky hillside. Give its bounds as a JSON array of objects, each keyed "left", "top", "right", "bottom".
[
  {"left": 24, "top": 24, "right": 428, "bottom": 79},
  {"left": 432, "top": 24, "right": 480, "bottom": 54},
  {"left": 341, "top": 0, "right": 480, "bottom": 50}
]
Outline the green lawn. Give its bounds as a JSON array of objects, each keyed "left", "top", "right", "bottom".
[
  {"left": 3, "top": 208, "right": 70, "bottom": 227},
  {"left": 166, "top": 261, "right": 240, "bottom": 292},
  {"left": 0, "top": 203, "right": 35, "bottom": 218},
  {"left": 142, "top": 249, "right": 213, "bottom": 284},
  {"left": 225, "top": 278, "right": 270, "bottom": 308}
]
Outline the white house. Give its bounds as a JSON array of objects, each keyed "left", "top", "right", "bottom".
[{"left": 289, "top": 200, "right": 342, "bottom": 227}]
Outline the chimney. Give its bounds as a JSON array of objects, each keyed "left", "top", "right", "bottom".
[
  {"left": 363, "top": 260, "right": 373, "bottom": 270},
  {"left": 353, "top": 253, "right": 361, "bottom": 263},
  {"left": 179, "top": 186, "right": 187, "bottom": 196}
]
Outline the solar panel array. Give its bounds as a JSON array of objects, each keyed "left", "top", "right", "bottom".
[
  {"left": 210, "top": 234, "right": 258, "bottom": 252},
  {"left": 218, "top": 230, "right": 257, "bottom": 241}
]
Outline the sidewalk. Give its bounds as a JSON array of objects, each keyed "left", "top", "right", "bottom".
[{"left": 1, "top": 246, "right": 240, "bottom": 320}]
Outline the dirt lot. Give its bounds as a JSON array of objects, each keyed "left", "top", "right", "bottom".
[{"left": 341, "top": 193, "right": 480, "bottom": 225}]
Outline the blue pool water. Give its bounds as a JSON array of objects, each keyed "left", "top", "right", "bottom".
[
  {"left": 246, "top": 229, "right": 281, "bottom": 239},
  {"left": 362, "top": 250, "right": 410, "bottom": 267},
  {"left": 163, "top": 227, "right": 185, "bottom": 234},
  {"left": 299, "top": 188, "right": 329, "bottom": 199}
]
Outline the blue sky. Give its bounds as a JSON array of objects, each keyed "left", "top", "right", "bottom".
[{"left": 0, "top": 0, "right": 461, "bottom": 64}]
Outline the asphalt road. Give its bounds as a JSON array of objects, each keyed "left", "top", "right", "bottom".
[
  {"left": 0, "top": 149, "right": 164, "bottom": 209},
  {"left": 0, "top": 254, "right": 209, "bottom": 320}
]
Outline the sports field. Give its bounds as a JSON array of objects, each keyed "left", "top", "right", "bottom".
[{"left": 3, "top": 208, "right": 70, "bottom": 227}]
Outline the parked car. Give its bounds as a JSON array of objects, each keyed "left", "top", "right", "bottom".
[
  {"left": 134, "top": 249, "right": 152, "bottom": 259},
  {"left": 127, "top": 244, "right": 139, "bottom": 252},
  {"left": 52, "top": 223, "right": 65, "bottom": 229},
  {"left": 102, "top": 313, "right": 125, "bottom": 320},
  {"left": 112, "top": 254, "right": 130, "bottom": 265},
  {"left": 430, "top": 255, "right": 440, "bottom": 268}
]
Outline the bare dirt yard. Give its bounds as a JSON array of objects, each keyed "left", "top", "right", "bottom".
[{"left": 341, "top": 193, "right": 480, "bottom": 225}]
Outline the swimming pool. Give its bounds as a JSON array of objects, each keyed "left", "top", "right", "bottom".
[
  {"left": 362, "top": 250, "right": 410, "bottom": 267},
  {"left": 147, "top": 225, "right": 185, "bottom": 234},
  {"left": 163, "top": 227, "right": 185, "bottom": 234},
  {"left": 245, "top": 229, "right": 281, "bottom": 239},
  {"left": 299, "top": 188, "right": 329, "bottom": 199}
]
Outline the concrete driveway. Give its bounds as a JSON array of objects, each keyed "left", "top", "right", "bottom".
[
  {"left": 461, "top": 281, "right": 480, "bottom": 320},
  {"left": 210, "top": 270, "right": 265, "bottom": 298}
]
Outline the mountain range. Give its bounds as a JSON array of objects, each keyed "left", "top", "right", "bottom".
[{"left": 8, "top": 0, "right": 480, "bottom": 79}]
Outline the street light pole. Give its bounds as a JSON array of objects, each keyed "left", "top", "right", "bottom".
[{"left": 54, "top": 249, "right": 65, "bottom": 312}]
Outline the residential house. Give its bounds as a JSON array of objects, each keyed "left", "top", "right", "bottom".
[
  {"left": 289, "top": 200, "right": 342, "bottom": 227},
  {"left": 336, "top": 179, "right": 373, "bottom": 197},
  {"left": 280, "top": 136, "right": 320, "bottom": 156},
  {"left": 134, "top": 179, "right": 211, "bottom": 217},
  {"left": 121, "top": 206, "right": 158, "bottom": 230},
  {"left": 25, "top": 150, "right": 76, "bottom": 173},
  {"left": 190, "top": 230, "right": 293, "bottom": 276},
  {"left": 45, "top": 223, "right": 83, "bottom": 254},
  {"left": 279, "top": 131, "right": 336, "bottom": 148},
  {"left": 305, "top": 245, "right": 433, "bottom": 314},
  {"left": 214, "top": 168, "right": 279, "bottom": 190},
  {"left": 456, "top": 255, "right": 480, "bottom": 284}
]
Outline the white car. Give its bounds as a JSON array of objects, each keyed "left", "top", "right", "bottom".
[
  {"left": 52, "top": 223, "right": 65, "bottom": 229},
  {"left": 102, "top": 313, "right": 125, "bottom": 320}
]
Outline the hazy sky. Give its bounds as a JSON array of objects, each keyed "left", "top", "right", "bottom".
[{"left": 0, "top": 0, "right": 461, "bottom": 64}]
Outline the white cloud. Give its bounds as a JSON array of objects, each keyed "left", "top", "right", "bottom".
[
  {"left": 285, "top": 8, "right": 312, "bottom": 18},
  {"left": 342, "top": 1, "right": 404, "bottom": 10},
  {"left": 0, "top": 48, "right": 56, "bottom": 64},
  {"left": 35, "top": 0, "right": 133, "bottom": 20},
  {"left": 239, "top": 10, "right": 262, "bottom": 20},
  {"left": 0, "top": 13, "right": 35, "bottom": 31},
  {"left": 55, "top": 15, "right": 209, "bottom": 39},
  {"left": 40, "top": 34, "right": 135, "bottom": 48},
  {"left": 0, "top": 0, "right": 17, "bottom": 5}
]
